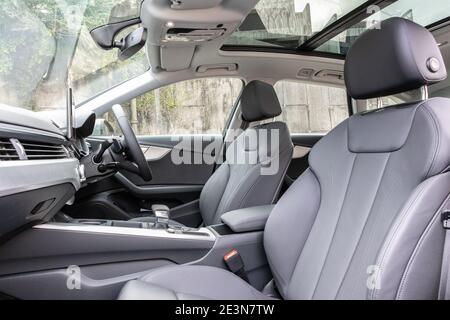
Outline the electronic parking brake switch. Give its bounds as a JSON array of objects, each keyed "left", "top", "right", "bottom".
[{"left": 224, "top": 249, "right": 249, "bottom": 282}]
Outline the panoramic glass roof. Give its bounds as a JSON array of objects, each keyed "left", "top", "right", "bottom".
[
  {"left": 317, "top": 0, "right": 450, "bottom": 54},
  {"left": 225, "top": 0, "right": 367, "bottom": 49},
  {"left": 224, "top": 0, "right": 450, "bottom": 55}
]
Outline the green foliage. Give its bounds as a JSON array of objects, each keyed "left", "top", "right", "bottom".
[{"left": 0, "top": 0, "right": 147, "bottom": 109}]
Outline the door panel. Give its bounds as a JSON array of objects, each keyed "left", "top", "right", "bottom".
[
  {"left": 71, "top": 77, "right": 243, "bottom": 223},
  {"left": 133, "top": 134, "right": 222, "bottom": 185},
  {"left": 87, "top": 134, "right": 221, "bottom": 186},
  {"left": 69, "top": 135, "right": 223, "bottom": 224}
]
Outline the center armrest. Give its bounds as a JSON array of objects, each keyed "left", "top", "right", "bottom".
[{"left": 221, "top": 204, "right": 275, "bottom": 233}]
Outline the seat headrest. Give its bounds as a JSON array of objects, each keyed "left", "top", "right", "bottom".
[
  {"left": 345, "top": 17, "right": 447, "bottom": 100},
  {"left": 241, "top": 80, "right": 282, "bottom": 122}
]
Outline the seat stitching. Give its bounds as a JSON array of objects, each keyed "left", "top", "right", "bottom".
[
  {"left": 208, "top": 163, "right": 231, "bottom": 224},
  {"left": 396, "top": 194, "right": 448, "bottom": 300},
  {"left": 215, "top": 144, "right": 292, "bottom": 223},
  {"left": 370, "top": 102, "right": 438, "bottom": 299},
  {"left": 421, "top": 104, "right": 441, "bottom": 178},
  {"left": 237, "top": 146, "right": 293, "bottom": 209},
  {"left": 308, "top": 152, "right": 358, "bottom": 299},
  {"left": 140, "top": 265, "right": 264, "bottom": 299},
  {"left": 370, "top": 180, "right": 430, "bottom": 299},
  {"left": 270, "top": 168, "right": 321, "bottom": 296},
  {"left": 334, "top": 152, "right": 391, "bottom": 299}
]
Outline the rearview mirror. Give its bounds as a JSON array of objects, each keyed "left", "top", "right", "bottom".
[
  {"left": 90, "top": 18, "right": 141, "bottom": 49},
  {"left": 116, "top": 27, "right": 147, "bottom": 61}
]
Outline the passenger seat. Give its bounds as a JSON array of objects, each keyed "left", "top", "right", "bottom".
[{"left": 133, "top": 80, "right": 293, "bottom": 226}]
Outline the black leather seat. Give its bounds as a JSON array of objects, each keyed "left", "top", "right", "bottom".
[
  {"left": 132, "top": 80, "right": 293, "bottom": 226},
  {"left": 119, "top": 18, "right": 450, "bottom": 300}
]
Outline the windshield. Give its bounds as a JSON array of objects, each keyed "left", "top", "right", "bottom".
[{"left": 0, "top": 0, "right": 149, "bottom": 113}]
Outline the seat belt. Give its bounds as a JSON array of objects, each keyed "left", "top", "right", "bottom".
[
  {"left": 439, "top": 209, "right": 450, "bottom": 299},
  {"left": 223, "top": 249, "right": 249, "bottom": 282}
]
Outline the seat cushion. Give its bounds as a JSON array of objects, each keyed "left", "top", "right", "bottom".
[{"left": 118, "top": 265, "right": 274, "bottom": 300}]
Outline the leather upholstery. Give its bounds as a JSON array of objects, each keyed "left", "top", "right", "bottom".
[
  {"left": 200, "top": 121, "right": 292, "bottom": 225},
  {"left": 240, "top": 80, "right": 282, "bottom": 122},
  {"left": 118, "top": 265, "right": 274, "bottom": 300},
  {"left": 221, "top": 204, "right": 275, "bottom": 233},
  {"left": 132, "top": 81, "right": 293, "bottom": 226},
  {"left": 264, "top": 99, "right": 450, "bottom": 299},
  {"left": 345, "top": 17, "right": 447, "bottom": 99},
  {"left": 118, "top": 18, "right": 450, "bottom": 300}
]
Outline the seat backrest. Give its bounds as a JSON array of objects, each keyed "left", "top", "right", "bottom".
[
  {"left": 199, "top": 81, "right": 293, "bottom": 226},
  {"left": 264, "top": 17, "right": 450, "bottom": 300}
]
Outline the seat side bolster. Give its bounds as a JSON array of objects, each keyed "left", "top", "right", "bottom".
[
  {"left": 118, "top": 280, "right": 178, "bottom": 300},
  {"left": 370, "top": 173, "right": 450, "bottom": 300}
]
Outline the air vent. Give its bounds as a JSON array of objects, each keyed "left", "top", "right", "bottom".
[
  {"left": 0, "top": 138, "right": 69, "bottom": 161},
  {"left": 0, "top": 138, "right": 19, "bottom": 161},
  {"left": 21, "top": 140, "right": 69, "bottom": 160}
]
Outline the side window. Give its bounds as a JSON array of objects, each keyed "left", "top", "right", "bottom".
[
  {"left": 274, "top": 80, "right": 349, "bottom": 134},
  {"left": 358, "top": 89, "right": 423, "bottom": 112},
  {"left": 430, "top": 79, "right": 450, "bottom": 98},
  {"left": 96, "top": 78, "right": 243, "bottom": 136}
]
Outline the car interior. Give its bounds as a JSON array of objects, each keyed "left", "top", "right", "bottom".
[{"left": 2, "top": 0, "right": 450, "bottom": 300}]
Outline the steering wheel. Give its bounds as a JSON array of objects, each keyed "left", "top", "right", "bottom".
[{"left": 111, "top": 104, "right": 152, "bottom": 181}]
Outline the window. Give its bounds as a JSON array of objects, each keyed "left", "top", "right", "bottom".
[
  {"left": 0, "top": 0, "right": 148, "bottom": 112},
  {"left": 431, "top": 78, "right": 450, "bottom": 99},
  {"left": 223, "top": 0, "right": 450, "bottom": 56},
  {"left": 317, "top": 0, "right": 450, "bottom": 55},
  {"left": 97, "top": 78, "right": 243, "bottom": 136},
  {"left": 225, "top": 0, "right": 367, "bottom": 49},
  {"left": 274, "top": 80, "right": 349, "bottom": 134},
  {"left": 358, "top": 89, "right": 423, "bottom": 112}
]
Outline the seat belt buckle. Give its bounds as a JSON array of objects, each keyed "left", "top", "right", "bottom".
[
  {"left": 442, "top": 210, "right": 450, "bottom": 229},
  {"left": 224, "top": 249, "right": 249, "bottom": 282}
]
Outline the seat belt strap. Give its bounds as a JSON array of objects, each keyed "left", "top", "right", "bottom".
[{"left": 439, "top": 210, "right": 450, "bottom": 299}]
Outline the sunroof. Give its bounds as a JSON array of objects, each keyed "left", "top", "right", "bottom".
[
  {"left": 317, "top": 0, "right": 450, "bottom": 55},
  {"left": 224, "top": 0, "right": 450, "bottom": 56},
  {"left": 224, "top": 0, "right": 368, "bottom": 49}
]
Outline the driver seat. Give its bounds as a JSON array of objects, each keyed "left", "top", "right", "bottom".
[
  {"left": 118, "top": 18, "right": 450, "bottom": 300},
  {"left": 131, "top": 80, "right": 293, "bottom": 226}
]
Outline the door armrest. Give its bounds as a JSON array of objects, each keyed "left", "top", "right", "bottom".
[{"left": 221, "top": 205, "right": 275, "bottom": 233}]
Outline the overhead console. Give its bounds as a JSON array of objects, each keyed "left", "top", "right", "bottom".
[
  {"left": 140, "top": 0, "right": 258, "bottom": 71},
  {"left": 164, "top": 27, "right": 226, "bottom": 43},
  {"left": 169, "top": 0, "right": 223, "bottom": 10}
]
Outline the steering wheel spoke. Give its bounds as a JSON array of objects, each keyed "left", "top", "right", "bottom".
[{"left": 111, "top": 104, "right": 152, "bottom": 181}]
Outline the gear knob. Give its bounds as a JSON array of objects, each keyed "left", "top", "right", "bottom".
[{"left": 152, "top": 204, "right": 170, "bottom": 228}]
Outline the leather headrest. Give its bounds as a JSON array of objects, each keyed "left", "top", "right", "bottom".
[
  {"left": 241, "top": 80, "right": 282, "bottom": 122},
  {"left": 345, "top": 17, "right": 447, "bottom": 100}
]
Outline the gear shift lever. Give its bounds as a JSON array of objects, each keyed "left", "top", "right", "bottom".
[{"left": 152, "top": 204, "right": 170, "bottom": 229}]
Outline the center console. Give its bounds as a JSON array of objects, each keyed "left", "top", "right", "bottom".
[{"left": 0, "top": 205, "right": 275, "bottom": 300}]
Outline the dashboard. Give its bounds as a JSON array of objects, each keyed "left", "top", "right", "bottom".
[{"left": 0, "top": 104, "right": 83, "bottom": 240}]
